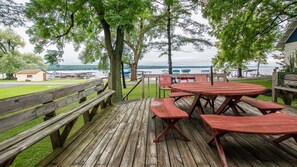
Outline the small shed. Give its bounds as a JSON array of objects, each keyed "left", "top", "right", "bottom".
[
  {"left": 16, "top": 69, "right": 47, "bottom": 81},
  {"left": 277, "top": 18, "right": 297, "bottom": 65}
]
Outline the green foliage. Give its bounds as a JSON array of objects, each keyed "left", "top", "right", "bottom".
[
  {"left": 44, "top": 50, "right": 64, "bottom": 65},
  {"left": 204, "top": 0, "right": 291, "bottom": 71},
  {"left": 277, "top": 54, "right": 297, "bottom": 86},
  {"left": 0, "top": 28, "right": 45, "bottom": 78},
  {"left": 151, "top": 1, "right": 211, "bottom": 55}
]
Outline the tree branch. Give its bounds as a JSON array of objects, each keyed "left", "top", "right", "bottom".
[{"left": 56, "top": 12, "right": 75, "bottom": 38}]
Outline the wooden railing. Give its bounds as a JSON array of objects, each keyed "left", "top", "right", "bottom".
[
  {"left": 122, "top": 78, "right": 142, "bottom": 100},
  {"left": 141, "top": 73, "right": 228, "bottom": 98}
]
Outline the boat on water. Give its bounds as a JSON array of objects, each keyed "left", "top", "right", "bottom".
[
  {"left": 172, "top": 69, "right": 181, "bottom": 74},
  {"left": 162, "top": 68, "right": 192, "bottom": 74},
  {"left": 181, "top": 69, "right": 191, "bottom": 73}
]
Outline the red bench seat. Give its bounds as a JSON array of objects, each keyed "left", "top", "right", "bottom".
[
  {"left": 150, "top": 98, "right": 190, "bottom": 142},
  {"left": 201, "top": 113, "right": 297, "bottom": 167},
  {"left": 240, "top": 96, "right": 285, "bottom": 115}
]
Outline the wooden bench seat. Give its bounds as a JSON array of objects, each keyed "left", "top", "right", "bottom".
[
  {"left": 168, "top": 91, "right": 193, "bottom": 101},
  {"left": 201, "top": 113, "right": 297, "bottom": 167},
  {"left": 150, "top": 98, "right": 190, "bottom": 142},
  {"left": 0, "top": 79, "right": 114, "bottom": 166},
  {"left": 240, "top": 96, "right": 285, "bottom": 115}
]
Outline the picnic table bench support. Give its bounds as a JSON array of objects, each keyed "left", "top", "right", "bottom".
[
  {"left": 206, "top": 131, "right": 228, "bottom": 167},
  {"left": 189, "top": 94, "right": 204, "bottom": 116},
  {"left": 215, "top": 96, "right": 241, "bottom": 115},
  {"left": 153, "top": 118, "right": 190, "bottom": 142},
  {"left": 274, "top": 134, "right": 297, "bottom": 143},
  {"left": 44, "top": 109, "right": 62, "bottom": 149}
]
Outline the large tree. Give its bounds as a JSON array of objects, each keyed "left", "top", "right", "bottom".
[
  {"left": 151, "top": 0, "right": 211, "bottom": 74},
  {"left": 0, "top": 28, "right": 44, "bottom": 79},
  {"left": 203, "top": 0, "right": 297, "bottom": 70},
  {"left": 25, "top": 0, "right": 150, "bottom": 101}
]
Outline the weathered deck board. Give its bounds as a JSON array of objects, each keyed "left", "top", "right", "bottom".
[{"left": 40, "top": 97, "right": 297, "bottom": 167}]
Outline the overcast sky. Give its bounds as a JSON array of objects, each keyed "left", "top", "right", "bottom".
[{"left": 13, "top": 0, "right": 278, "bottom": 67}]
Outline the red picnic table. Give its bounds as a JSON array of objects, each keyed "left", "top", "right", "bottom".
[{"left": 171, "top": 82, "right": 266, "bottom": 116}]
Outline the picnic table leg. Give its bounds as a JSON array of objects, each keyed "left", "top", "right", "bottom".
[
  {"left": 215, "top": 97, "right": 233, "bottom": 115},
  {"left": 154, "top": 119, "right": 190, "bottom": 142},
  {"left": 206, "top": 131, "right": 228, "bottom": 167},
  {"left": 274, "top": 134, "right": 297, "bottom": 143},
  {"left": 189, "top": 94, "right": 204, "bottom": 116}
]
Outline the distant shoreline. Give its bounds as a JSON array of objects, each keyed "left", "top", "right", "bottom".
[{"left": 47, "top": 65, "right": 276, "bottom": 71}]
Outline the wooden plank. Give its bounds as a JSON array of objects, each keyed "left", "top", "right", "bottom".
[
  {"left": 0, "top": 90, "right": 114, "bottom": 152},
  {"left": 107, "top": 100, "right": 144, "bottom": 166},
  {"left": 284, "top": 74, "right": 297, "bottom": 81},
  {"left": 133, "top": 98, "right": 150, "bottom": 167},
  {"left": 232, "top": 133, "right": 285, "bottom": 167},
  {"left": 120, "top": 99, "right": 146, "bottom": 167},
  {"left": 36, "top": 104, "right": 116, "bottom": 167},
  {"left": 173, "top": 123, "right": 197, "bottom": 167},
  {"left": 69, "top": 103, "right": 129, "bottom": 166},
  {"left": 96, "top": 100, "right": 142, "bottom": 165},
  {"left": 165, "top": 122, "right": 184, "bottom": 167},
  {"left": 0, "top": 91, "right": 115, "bottom": 164},
  {"left": 155, "top": 116, "right": 171, "bottom": 167},
  {"left": 244, "top": 133, "right": 297, "bottom": 166},
  {"left": 0, "top": 79, "right": 103, "bottom": 116},
  {"left": 48, "top": 105, "right": 121, "bottom": 166},
  {"left": 145, "top": 99, "right": 158, "bottom": 166},
  {"left": 0, "top": 85, "right": 105, "bottom": 133},
  {"left": 274, "top": 86, "right": 297, "bottom": 93},
  {"left": 82, "top": 101, "right": 137, "bottom": 166}
]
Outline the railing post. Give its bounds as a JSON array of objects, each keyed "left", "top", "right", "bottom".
[
  {"left": 142, "top": 72, "right": 145, "bottom": 98},
  {"left": 272, "top": 68, "right": 278, "bottom": 102}
]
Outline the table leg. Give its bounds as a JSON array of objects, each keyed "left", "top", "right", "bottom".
[
  {"left": 215, "top": 96, "right": 242, "bottom": 115},
  {"left": 215, "top": 97, "right": 232, "bottom": 115},
  {"left": 189, "top": 94, "right": 204, "bottom": 116}
]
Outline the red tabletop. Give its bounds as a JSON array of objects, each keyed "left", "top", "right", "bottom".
[{"left": 171, "top": 82, "right": 266, "bottom": 96}]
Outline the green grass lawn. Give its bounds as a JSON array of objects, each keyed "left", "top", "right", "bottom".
[
  {"left": 0, "top": 78, "right": 87, "bottom": 83},
  {"left": 0, "top": 85, "right": 61, "bottom": 99}
]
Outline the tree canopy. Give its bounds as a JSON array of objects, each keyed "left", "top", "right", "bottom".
[
  {"left": 0, "top": 28, "right": 44, "bottom": 79},
  {"left": 203, "top": 0, "right": 297, "bottom": 72},
  {"left": 25, "top": 0, "right": 150, "bottom": 101}
]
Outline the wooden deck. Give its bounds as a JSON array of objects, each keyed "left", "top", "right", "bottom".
[{"left": 39, "top": 98, "right": 297, "bottom": 167}]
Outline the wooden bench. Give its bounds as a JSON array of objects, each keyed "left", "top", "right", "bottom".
[
  {"left": 0, "top": 79, "right": 115, "bottom": 166},
  {"left": 239, "top": 96, "right": 285, "bottom": 115},
  {"left": 272, "top": 73, "right": 297, "bottom": 105},
  {"left": 150, "top": 98, "right": 190, "bottom": 142},
  {"left": 201, "top": 113, "right": 297, "bottom": 167}
]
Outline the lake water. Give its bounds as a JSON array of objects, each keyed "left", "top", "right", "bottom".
[
  {"left": 48, "top": 66, "right": 275, "bottom": 78},
  {"left": 0, "top": 66, "right": 276, "bottom": 79}
]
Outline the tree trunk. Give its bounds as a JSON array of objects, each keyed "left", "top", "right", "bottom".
[
  {"left": 167, "top": 5, "right": 173, "bottom": 74},
  {"left": 256, "top": 59, "right": 260, "bottom": 77},
  {"left": 130, "top": 62, "right": 138, "bottom": 81},
  {"left": 6, "top": 73, "right": 15, "bottom": 80},
  {"left": 237, "top": 67, "right": 242, "bottom": 78},
  {"left": 110, "top": 52, "right": 123, "bottom": 102},
  {"left": 121, "top": 61, "right": 127, "bottom": 89}
]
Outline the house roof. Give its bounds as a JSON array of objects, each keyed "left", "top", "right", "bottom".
[
  {"left": 16, "top": 69, "right": 45, "bottom": 74},
  {"left": 277, "top": 18, "right": 297, "bottom": 49}
]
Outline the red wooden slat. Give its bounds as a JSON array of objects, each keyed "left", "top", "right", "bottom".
[
  {"left": 201, "top": 113, "right": 297, "bottom": 134},
  {"left": 150, "top": 98, "right": 188, "bottom": 119},
  {"left": 240, "top": 96, "right": 285, "bottom": 110}
]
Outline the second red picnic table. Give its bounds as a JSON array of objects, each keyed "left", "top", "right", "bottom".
[{"left": 171, "top": 82, "right": 266, "bottom": 116}]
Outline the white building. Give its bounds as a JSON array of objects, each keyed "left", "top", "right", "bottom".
[
  {"left": 277, "top": 18, "right": 297, "bottom": 65},
  {"left": 16, "top": 69, "right": 47, "bottom": 81}
]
